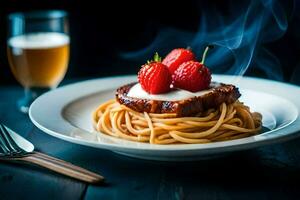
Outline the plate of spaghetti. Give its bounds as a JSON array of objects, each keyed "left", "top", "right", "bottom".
[{"left": 29, "top": 48, "right": 300, "bottom": 161}]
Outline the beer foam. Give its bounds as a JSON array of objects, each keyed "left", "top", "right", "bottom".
[{"left": 8, "top": 32, "right": 69, "bottom": 49}]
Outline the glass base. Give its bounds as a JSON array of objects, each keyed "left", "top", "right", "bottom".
[{"left": 18, "top": 87, "right": 50, "bottom": 114}]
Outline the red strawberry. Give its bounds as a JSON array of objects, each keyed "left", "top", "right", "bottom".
[
  {"left": 162, "top": 48, "right": 195, "bottom": 74},
  {"left": 172, "top": 46, "right": 213, "bottom": 92},
  {"left": 138, "top": 53, "right": 172, "bottom": 94},
  {"left": 172, "top": 61, "right": 211, "bottom": 92}
]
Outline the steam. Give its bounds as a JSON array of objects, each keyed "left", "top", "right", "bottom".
[{"left": 120, "top": 0, "right": 288, "bottom": 80}]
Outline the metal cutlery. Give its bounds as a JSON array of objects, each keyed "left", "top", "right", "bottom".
[{"left": 0, "top": 124, "right": 104, "bottom": 184}]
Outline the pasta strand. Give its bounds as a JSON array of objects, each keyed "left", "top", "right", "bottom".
[{"left": 92, "top": 100, "right": 262, "bottom": 144}]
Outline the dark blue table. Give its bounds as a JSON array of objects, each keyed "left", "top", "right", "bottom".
[{"left": 1, "top": 84, "right": 300, "bottom": 200}]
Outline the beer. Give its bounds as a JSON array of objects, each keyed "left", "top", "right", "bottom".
[{"left": 7, "top": 32, "right": 69, "bottom": 88}]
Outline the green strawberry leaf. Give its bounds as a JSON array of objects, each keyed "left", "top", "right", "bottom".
[
  {"left": 146, "top": 52, "right": 162, "bottom": 64},
  {"left": 153, "top": 52, "right": 162, "bottom": 62}
]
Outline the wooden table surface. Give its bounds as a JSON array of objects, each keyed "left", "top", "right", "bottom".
[{"left": 1, "top": 83, "right": 300, "bottom": 200}]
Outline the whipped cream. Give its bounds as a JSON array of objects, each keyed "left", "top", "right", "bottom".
[{"left": 127, "top": 83, "right": 216, "bottom": 101}]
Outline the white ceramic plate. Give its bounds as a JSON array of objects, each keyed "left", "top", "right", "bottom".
[{"left": 29, "top": 75, "right": 300, "bottom": 161}]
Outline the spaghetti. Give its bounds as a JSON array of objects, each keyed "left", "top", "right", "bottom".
[{"left": 92, "top": 99, "right": 262, "bottom": 144}]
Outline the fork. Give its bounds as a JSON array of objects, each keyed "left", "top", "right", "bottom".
[{"left": 0, "top": 124, "right": 104, "bottom": 184}]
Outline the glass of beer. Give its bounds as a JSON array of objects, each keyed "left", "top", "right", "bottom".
[{"left": 7, "top": 10, "right": 69, "bottom": 113}]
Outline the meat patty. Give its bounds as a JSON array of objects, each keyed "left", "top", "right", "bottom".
[{"left": 115, "top": 82, "right": 241, "bottom": 117}]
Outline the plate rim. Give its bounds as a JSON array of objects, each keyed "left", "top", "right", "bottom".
[{"left": 29, "top": 75, "right": 300, "bottom": 153}]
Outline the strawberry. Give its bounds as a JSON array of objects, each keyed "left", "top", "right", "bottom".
[
  {"left": 162, "top": 48, "right": 195, "bottom": 74},
  {"left": 172, "top": 61, "right": 211, "bottom": 92},
  {"left": 138, "top": 53, "right": 172, "bottom": 94},
  {"left": 172, "top": 46, "right": 213, "bottom": 92}
]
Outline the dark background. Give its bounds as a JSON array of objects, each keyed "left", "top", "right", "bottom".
[{"left": 0, "top": 0, "right": 300, "bottom": 86}]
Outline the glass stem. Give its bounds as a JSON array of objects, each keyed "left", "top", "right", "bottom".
[{"left": 18, "top": 87, "right": 50, "bottom": 114}]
